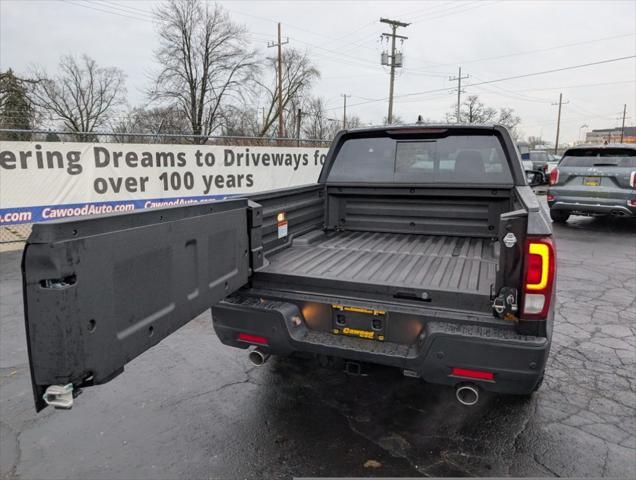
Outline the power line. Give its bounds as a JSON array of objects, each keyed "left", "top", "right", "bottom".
[
  {"left": 420, "top": 32, "right": 636, "bottom": 70},
  {"left": 469, "top": 75, "right": 553, "bottom": 103},
  {"left": 411, "top": 1, "right": 500, "bottom": 24},
  {"left": 101, "top": 1, "right": 153, "bottom": 16},
  {"left": 324, "top": 55, "right": 636, "bottom": 112},
  {"left": 406, "top": 1, "right": 485, "bottom": 23},
  {"left": 62, "top": 0, "right": 153, "bottom": 23},
  {"left": 395, "top": 1, "right": 456, "bottom": 19},
  {"left": 91, "top": 0, "right": 154, "bottom": 19},
  {"left": 493, "top": 79, "right": 636, "bottom": 94},
  {"left": 402, "top": 55, "right": 636, "bottom": 101}
]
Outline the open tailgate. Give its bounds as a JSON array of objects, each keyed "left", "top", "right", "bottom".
[{"left": 22, "top": 199, "right": 249, "bottom": 411}]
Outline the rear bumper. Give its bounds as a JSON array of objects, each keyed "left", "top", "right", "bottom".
[
  {"left": 212, "top": 296, "right": 551, "bottom": 396},
  {"left": 548, "top": 195, "right": 635, "bottom": 216}
]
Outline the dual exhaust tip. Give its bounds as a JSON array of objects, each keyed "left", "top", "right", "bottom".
[
  {"left": 455, "top": 383, "right": 479, "bottom": 406},
  {"left": 248, "top": 348, "right": 270, "bottom": 367}
]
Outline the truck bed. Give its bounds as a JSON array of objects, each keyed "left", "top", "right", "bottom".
[{"left": 255, "top": 230, "right": 500, "bottom": 310}]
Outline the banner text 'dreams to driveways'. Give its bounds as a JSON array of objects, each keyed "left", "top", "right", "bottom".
[{"left": 0, "top": 142, "right": 328, "bottom": 225}]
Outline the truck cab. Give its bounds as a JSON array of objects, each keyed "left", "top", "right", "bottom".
[{"left": 22, "top": 124, "right": 556, "bottom": 411}]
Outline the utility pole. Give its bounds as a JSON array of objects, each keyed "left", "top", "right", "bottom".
[
  {"left": 341, "top": 94, "right": 350, "bottom": 129},
  {"left": 619, "top": 104, "right": 628, "bottom": 143},
  {"left": 449, "top": 67, "right": 469, "bottom": 123},
  {"left": 268, "top": 23, "right": 289, "bottom": 138},
  {"left": 551, "top": 93, "right": 569, "bottom": 154},
  {"left": 380, "top": 18, "right": 409, "bottom": 124},
  {"left": 296, "top": 108, "right": 302, "bottom": 146}
]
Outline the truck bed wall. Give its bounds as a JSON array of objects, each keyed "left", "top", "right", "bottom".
[
  {"left": 249, "top": 184, "right": 325, "bottom": 255},
  {"left": 325, "top": 186, "right": 512, "bottom": 238}
]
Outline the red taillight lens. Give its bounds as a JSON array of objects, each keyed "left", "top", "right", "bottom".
[
  {"left": 547, "top": 193, "right": 555, "bottom": 202},
  {"left": 451, "top": 367, "right": 494, "bottom": 381},
  {"left": 526, "top": 250, "right": 544, "bottom": 287},
  {"left": 237, "top": 333, "right": 268, "bottom": 345},
  {"left": 522, "top": 237, "right": 556, "bottom": 319},
  {"left": 549, "top": 168, "right": 559, "bottom": 185}
]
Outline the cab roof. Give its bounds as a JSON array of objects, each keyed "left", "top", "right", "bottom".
[{"left": 343, "top": 123, "right": 500, "bottom": 135}]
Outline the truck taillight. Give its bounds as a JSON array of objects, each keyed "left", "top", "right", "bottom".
[
  {"left": 522, "top": 237, "right": 555, "bottom": 319},
  {"left": 630, "top": 171, "right": 635, "bottom": 188},
  {"left": 549, "top": 168, "right": 559, "bottom": 185}
]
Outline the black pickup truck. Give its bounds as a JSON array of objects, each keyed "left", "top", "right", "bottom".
[{"left": 22, "top": 124, "right": 556, "bottom": 411}]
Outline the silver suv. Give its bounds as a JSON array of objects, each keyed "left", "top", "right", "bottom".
[{"left": 547, "top": 144, "right": 636, "bottom": 223}]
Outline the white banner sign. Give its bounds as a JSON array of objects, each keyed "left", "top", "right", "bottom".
[{"left": 0, "top": 141, "right": 328, "bottom": 225}]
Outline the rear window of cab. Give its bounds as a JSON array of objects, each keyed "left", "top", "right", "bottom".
[{"left": 327, "top": 133, "right": 513, "bottom": 185}]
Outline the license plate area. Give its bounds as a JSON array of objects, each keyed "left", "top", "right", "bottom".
[
  {"left": 331, "top": 304, "right": 386, "bottom": 341},
  {"left": 583, "top": 176, "right": 601, "bottom": 186}
]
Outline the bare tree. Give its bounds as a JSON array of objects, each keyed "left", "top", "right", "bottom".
[
  {"left": 151, "top": 0, "right": 258, "bottom": 143},
  {"left": 345, "top": 114, "right": 362, "bottom": 129},
  {"left": 383, "top": 114, "right": 404, "bottom": 125},
  {"left": 257, "top": 48, "right": 320, "bottom": 137},
  {"left": 445, "top": 95, "right": 492, "bottom": 124},
  {"left": 111, "top": 106, "right": 189, "bottom": 143},
  {"left": 30, "top": 54, "right": 126, "bottom": 134},
  {"left": 445, "top": 95, "right": 523, "bottom": 138},
  {"left": 301, "top": 97, "right": 340, "bottom": 140},
  {"left": 220, "top": 103, "right": 261, "bottom": 137},
  {"left": 526, "top": 135, "right": 545, "bottom": 149},
  {"left": 497, "top": 107, "right": 522, "bottom": 140}
]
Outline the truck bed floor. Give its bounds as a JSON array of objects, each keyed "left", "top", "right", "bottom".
[{"left": 256, "top": 230, "right": 499, "bottom": 299}]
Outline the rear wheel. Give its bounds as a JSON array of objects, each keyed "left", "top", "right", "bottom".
[{"left": 550, "top": 209, "right": 570, "bottom": 223}]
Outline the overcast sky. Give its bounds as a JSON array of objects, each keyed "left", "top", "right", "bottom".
[{"left": 1, "top": 0, "right": 635, "bottom": 144}]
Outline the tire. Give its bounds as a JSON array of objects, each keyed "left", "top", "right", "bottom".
[{"left": 550, "top": 209, "right": 570, "bottom": 223}]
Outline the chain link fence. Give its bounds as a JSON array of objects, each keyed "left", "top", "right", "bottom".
[
  {"left": 0, "top": 224, "right": 31, "bottom": 248},
  {"left": 0, "top": 128, "right": 333, "bottom": 147},
  {"left": 0, "top": 129, "right": 332, "bottom": 249}
]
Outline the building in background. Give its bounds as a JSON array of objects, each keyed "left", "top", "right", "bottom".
[{"left": 585, "top": 126, "right": 636, "bottom": 144}]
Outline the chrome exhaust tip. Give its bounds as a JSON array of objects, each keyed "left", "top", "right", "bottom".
[
  {"left": 248, "top": 348, "right": 269, "bottom": 367},
  {"left": 455, "top": 384, "right": 479, "bottom": 406}
]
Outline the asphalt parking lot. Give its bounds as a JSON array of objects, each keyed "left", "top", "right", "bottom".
[{"left": 1, "top": 210, "right": 635, "bottom": 479}]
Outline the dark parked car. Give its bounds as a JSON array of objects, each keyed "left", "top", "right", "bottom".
[
  {"left": 548, "top": 144, "right": 636, "bottom": 222},
  {"left": 22, "top": 125, "right": 555, "bottom": 411}
]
